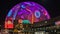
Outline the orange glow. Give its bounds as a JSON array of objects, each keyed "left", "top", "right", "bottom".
[
  {"left": 32, "top": 14, "right": 34, "bottom": 24},
  {"left": 18, "top": 19, "right": 23, "bottom": 23}
]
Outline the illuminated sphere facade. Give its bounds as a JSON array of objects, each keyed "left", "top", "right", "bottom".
[{"left": 5, "top": 2, "right": 50, "bottom": 24}]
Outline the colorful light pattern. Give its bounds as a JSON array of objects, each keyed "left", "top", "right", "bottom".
[
  {"left": 7, "top": 10, "right": 12, "bottom": 17},
  {"left": 35, "top": 10, "right": 41, "bottom": 18},
  {"left": 4, "top": 2, "right": 50, "bottom": 28}
]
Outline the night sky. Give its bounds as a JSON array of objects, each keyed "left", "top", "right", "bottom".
[{"left": 0, "top": 0, "right": 60, "bottom": 26}]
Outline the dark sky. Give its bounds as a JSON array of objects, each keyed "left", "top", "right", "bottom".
[{"left": 0, "top": 0, "right": 60, "bottom": 26}]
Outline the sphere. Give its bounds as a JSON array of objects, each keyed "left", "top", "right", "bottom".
[{"left": 5, "top": 2, "right": 50, "bottom": 24}]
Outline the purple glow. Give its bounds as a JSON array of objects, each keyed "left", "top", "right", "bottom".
[{"left": 5, "top": 2, "right": 50, "bottom": 24}]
